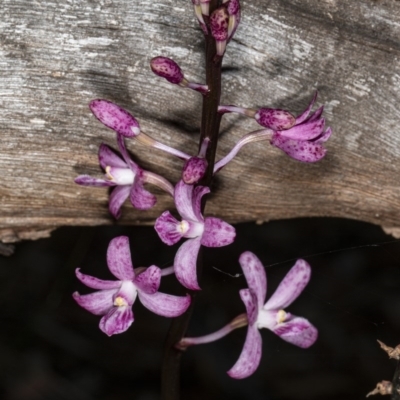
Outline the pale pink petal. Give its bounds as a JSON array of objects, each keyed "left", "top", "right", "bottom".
[
  {"left": 134, "top": 265, "right": 161, "bottom": 294},
  {"left": 271, "top": 134, "right": 326, "bottom": 163},
  {"left": 106, "top": 236, "right": 135, "bottom": 280},
  {"left": 73, "top": 289, "right": 115, "bottom": 315},
  {"left": 307, "top": 106, "right": 324, "bottom": 123},
  {"left": 174, "top": 237, "right": 202, "bottom": 290},
  {"left": 239, "top": 251, "right": 266, "bottom": 309},
  {"left": 201, "top": 217, "right": 236, "bottom": 247},
  {"left": 154, "top": 211, "right": 183, "bottom": 245},
  {"left": 295, "top": 91, "right": 317, "bottom": 124},
  {"left": 89, "top": 99, "right": 140, "bottom": 138},
  {"left": 138, "top": 291, "right": 191, "bottom": 317},
  {"left": 315, "top": 126, "right": 332, "bottom": 144},
  {"left": 264, "top": 259, "right": 311, "bottom": 310},
  {"left": 239, "top": 289, "right": 258, "bottom": 326},
  {"left": 75, "top": 175, "right": 115, "bottom": 187},
  {"left": 280, "top": 118, "right": 325, "bottom": 141},
  {"left": 227, "top": 324, "right": 262, "bottom": 379},
  {"left": 99, "top": 306, "right": 134, "bottom": 336},
  {"left": 75, "top": 268, "right": 121, "bottom": 290},
  {"left": 192, "top": 186, "right": 210, "bottom": 221},
  {"left": 130, "top": 179, "right": 157, "bottom": 210},
  {"left": 109, "top": 185, "right": 130, "bottom": 219},
  {"left": 116, "top": 133, "right": 140, "bottom": 173},
  {"left": 98, "top": 144, "right": 127, "bottom": 169},
  {"left": 174, "top": 180, "right": 198, "bottom": 221},
  {"left": 272, "top": 316, "right": 318, "bottom": 348}
]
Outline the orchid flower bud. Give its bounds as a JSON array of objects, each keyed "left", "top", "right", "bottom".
[
  {"left": 150, "top": 56, "right": 184, "bottom": 85},
  {"left": 223, "top": 0, "right": 241, "bottom": 40},
  {"left": 151, "top": 56, "right": 208, "bottom": 94},
  {"left": 89, "top": 99, "right": 140, "bottom": 138},
  {"left": 210, "top": 6, "right": 229, "bottom": 56},
  {"left": 191, "top": 0, "right": 208, "bottom": 34},
  {"left": 182, "top": 157, "right": 208, "bottom": 184},
  {"left": 218, "top": 104, "right": 296, "bottom": 131}
]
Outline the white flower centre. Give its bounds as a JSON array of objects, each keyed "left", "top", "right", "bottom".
[
  {"left": 105, "top": 166, "right": 135, "bottom": 185},
  {"left": 178, "top": 220, "right": 190, "bottom": 234},
  {"left": 257, "top": 308, "right": 288, "bottom": 329}
]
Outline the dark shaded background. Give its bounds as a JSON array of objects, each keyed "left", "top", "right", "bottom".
[{"left": 1, "top": 218, "right": 399, "bottom": 400}]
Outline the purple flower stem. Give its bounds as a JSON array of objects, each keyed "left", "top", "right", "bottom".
[
  {"left": 176, "top": 313, "right": 248, "bottom": 350},
  {"left": 135, "top": 132, "right": 191, "bottom": 160},
  {"left": 161, "top": 266, "right": 175, "bottom": 277},
  {"left": 214, "top": 129, "right": 272, "bottom": 173},
  {"left": 161, "top": 2, "right": 224, "bottom": 398}
]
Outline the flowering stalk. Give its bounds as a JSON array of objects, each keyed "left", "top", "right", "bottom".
[
  {"left": 161, "top": 1, "right": 224, "bottom": 398},
  {"left": 176, "top": 313, "right": 248, "bottom": 350}
]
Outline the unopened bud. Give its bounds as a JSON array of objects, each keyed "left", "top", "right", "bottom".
[
  {"left": 182, "top": 157, "right": 208, "bottom": 185},
  {"left": 89, "top": 99, "right": 140, "bottom": 137},
  {"left": 224, "top": 0, "right": 241, "bottom": 39},
  {"left": 210, "top": 6, "right": 229, "bottom": 56},
  {"left": 150, "top": 57, "right": 184, "bottom": 85}
]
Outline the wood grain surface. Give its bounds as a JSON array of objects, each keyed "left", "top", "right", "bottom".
[{"left": 1, "top": 0, "right": 400, "bottom": 242}]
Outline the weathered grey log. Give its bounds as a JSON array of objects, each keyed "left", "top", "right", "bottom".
[{"left": 1, "top": 0, "right": 400, "bottom": 242}]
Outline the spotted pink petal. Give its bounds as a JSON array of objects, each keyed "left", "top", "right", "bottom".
[
  {"left": 150, "top": 56, "right": 184, "bottom": 85},
  {"left": 255, "top": 108, "right": 296, "bottom": 131},
  {"left": 295, "top": 92, "right": 317, "bottom": 124},
  {"left": 192, "top": 186, "right": 210, "bottom": 221},
  {"left": 264, "top": 259, "right": 311, "bottom": 311},
  {"left": 72, "top": 289, "right": 115, "bottom": 315},
  {"left": 155, "top": 211, "right": 182, "bottom": 245},
  {"left": 182, "top": 157, "right": 208, "bottom": 185},
  {"left": 75, "top": 268, "right": 121, "bottom": 290},
  {"left": 109, "top": 185, "right": 130, "bottom": 219},
  {"left": 210, "top": 6, "right": 229, "bottom": 41},
  {"left": 174, "top": 237, "right": 202, "bottom": 290},
  {"left": 272, "top": 316, "right": 318, "bottom": 348},
  {"left": 99, "top": 306, "right": 134, "bottom": 336},
  {"left": 174, "top": 180, "right": 198, "bottom": 222},
  {"left": 271, "top": 134, "right": 327, "bottom": 163},
  {"left": 98, "top": 143, "right": 127, "bottom": 170},
  {"left": 130, "top": 179, "right": 157, "bottom": 210},
  {"left": 239, "top": 251, "right": 266, "bottom": 309},
  {"left": 134, "top": 265, "right": 161, "bottom": 294},
  {"left": 106, "top": 236, "right": 135, "bottom": 280},
  {"left": 89, "top": 99, "right": 140, "bottom": 137},
  {"left": 201, "top": 217, "right": 236, "bottom": 247},
  {"left": 239, "top": 288, "right": 258, "bottom": 326},
  {"left": 227, "top": 324, "right": 262, "bottom": 379},
  {"left": 280, "top": 118, "right": 325, "bottom": 141},
  {"left": 74, "top": 175, "right": 115, "bottom": 187},
  {"left": 138, "top": 291, "right": 191, "bottom": 317}
]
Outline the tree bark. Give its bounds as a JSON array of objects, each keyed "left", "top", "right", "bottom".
[{"left": 1, "top": 0, "right": 400, "bottom": 242}]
